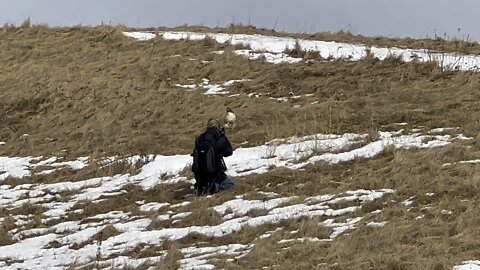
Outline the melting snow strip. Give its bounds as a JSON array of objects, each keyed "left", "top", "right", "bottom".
[
  {"left": 366, "top": 221, "right": 388, "bottom": 227},
  {"left": 124, "top": 31, "right": 480, "bottom": 71},
  {"left": 174, "top": 79, "right": 249, "bottom": 95},
  {"left": 0, "top": 188, "right": 391, "bottom": 269},
  {"left": 443, "top": 159, "right": 480, "bottom": 166},
  {"left": 0, "top": 156, "right": 89, "bottom": 181},
  {"left": 4, "top": 128, "right": 463, "bottom": 188},
  {"left": 138, "top": 202, "right": 171, "bottom": 212},
  {"left": 0, "top": 128, "right": 472, "bottom": 269},
  {"left": 0, "top": 128, "right": 469, "bottom": 219},
  {"left": 180, "top": 244, "right": 253, "bottom": 270},
  {"left": 454, "top": 261, "right": 480, "bottom": 270},
  {"left": 278, "top": 237, "right": 327, "bottom": 244},
  {"left": 234, "top": 49, "right": 302, "bottom": 64}
]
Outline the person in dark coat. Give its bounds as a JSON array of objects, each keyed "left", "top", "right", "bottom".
[{"left": 192, "top": 119, "right": 234, "bottom": 194}]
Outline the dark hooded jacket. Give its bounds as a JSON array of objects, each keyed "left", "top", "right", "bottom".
[{"left": 193, "top": 127, "right": 233, "bottom": 181}]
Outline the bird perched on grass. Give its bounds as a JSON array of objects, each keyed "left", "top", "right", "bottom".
[{"left": 223, "top": 107, "right": 236, "bottom": 129}]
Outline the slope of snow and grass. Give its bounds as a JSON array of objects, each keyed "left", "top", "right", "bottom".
[
  {"left": 124, "top": 31, "right": 480, "bottom": 71},
  {"left": 1, "top": 27, "right": 479, "bottom": 269},
  {"left": 0, "top": 127, "right": 473, "bottom": 269}
]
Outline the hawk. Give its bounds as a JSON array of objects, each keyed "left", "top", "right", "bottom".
[{"left": 223, "top": 107, "right": 236, "bottom": 129}]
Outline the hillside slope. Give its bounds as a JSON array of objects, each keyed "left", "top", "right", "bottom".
[{"left": 0, "top": 25, "right": 479, "bottom": 269}]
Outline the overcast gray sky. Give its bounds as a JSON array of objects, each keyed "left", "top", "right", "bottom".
[{"left": 1, "top": 0, "right": 479, "bottom": 40}]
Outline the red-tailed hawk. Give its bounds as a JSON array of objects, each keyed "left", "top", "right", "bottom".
[{"left": 223, "top": 107, "right": 236, "bottom": 128}]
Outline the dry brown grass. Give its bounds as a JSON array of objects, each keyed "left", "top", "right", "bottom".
[
  {"left": 154, "top": 243, "right": 183, "bottom": 270},
  {"left": 292, "top": 217, "right": 333, "bottom": 240},
  {"left": 1, "top": 141, "right": 478, "bottom": 268},
  {"left": 176, "top": 206, "right": 224, "bottom": 227},
  {"left": 2, "top": 201, "right": 45, "bottom": 215},
  {"left": 68, "top": 225, "right": 120, "bottom": 250},
  {"left": 231, "top": 143, "right": 479, "bottom": 269},
  {"left": 1, "top": 25, "right": 480, "bottom": 269},
  {"left": 94, "top": 224, "right": 120, "bottom": 242},
  {"left": 76, "top": 184, "right": 179, "bottom": 215},
  {"left": 0, "top": 216, "right": 15, "bottom": 245},
  {"left": 1, "top": 25, "right": 479, "bottom": 159}
]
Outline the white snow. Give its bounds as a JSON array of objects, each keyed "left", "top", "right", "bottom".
[
  {"left": 366, "top": 221, "right": 388, "bottom": 227},
  {"left": 323, "top": 217, "right": 364, "bottom": 239},
  {"left": 0, "top": 156, "right": 88, "bottom": 181},
  {"left": 234, "top": 49, "right": 302, "bottom": 64},
  {"left": 278, "top": 237, "right": 325, "bottom": 244},
  {"left": 441, "top": 210, "right": 453, "bottom": 215},
  {"left": 443, "top": 159, "right": 480, "bottom": 166},
  {"left": 114, "top": 218, "right": 151, "bottom": 232},
  {"left": 288, "top": 132, "right": 463, "bottom": 169},
  {"left": 213, "top": 197, "right": 294, "bottom": 219},
  {"left": 180, "top": 244, "right": 252, "bottom": 270},
  {"left": 174, "top": 78, "right": 249, "bottom": 95},
  {"left": 0, "top": 156, "right": 32, "bottom": 180},
  {"left": 174, "top": 83, "right": 197, "bottom": 89},
  {"left": 430, "top": 127, "right": 459, "bottom": 133},
  {"left": 244, "top": 92, "right": 315, "bottom": 103},
  {"left": 171, "top": 201, "right": 191, "bottom": 208},
  {"left": 403, "top": 196, "right": 416, "bottom": 207},
  {"left": 0, "top": 187, "right": 390, "bottom": 269},
  {"left": 0, "top": 127, "right": 471, "bottom": 269},
  {"left": 124, "top": 31, "right": 480, "bottom": 71},
  {"left": 258, "top": 227, "right": 283, "bottom": 239},
  {"left": 454, "top": 261, "right": 480, "bottom": 270},
  {"left": 0, "top": 128, "right": 466, "bottom": 217},
  {"left": 171, "top": 212, "right": 192, "bottom": 220},
  {"left": 139, "top": 202, "right": 170, "bottom": 212},
  {"left": 123, "top": 31, "right": 156, "bottom": 41},
  {"left": 34, "top": 156, "right": 89, "bottom": 171}
]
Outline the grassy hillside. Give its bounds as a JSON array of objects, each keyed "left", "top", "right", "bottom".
[
  {"left": 0, "top": 25, "right": 479, "bottom": 269},
  {"left": 1, "top": 25, "right": 479, "bottom": 157}
]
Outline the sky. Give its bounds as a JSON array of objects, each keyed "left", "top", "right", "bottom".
[{"left": 1, "top": 0, "right": 479, "bottom": 41}]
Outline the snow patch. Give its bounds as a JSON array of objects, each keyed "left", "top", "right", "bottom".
[
  {"left": 234, "top": 49, "right": 302, "bottom": 64},
  {"left": 443, "top": 159, "right": 480, "bottom": 166},
  {"left": 123, "top": 31, "right": 156, "bottom": 41},
  {"left": 124, "top": 31, "right": 480, "bottom": 71},
  {"left": 454, "top": 261, "right": 480, "bottom": 270},
  {"left": 174, "top": 78, "right": 249, "bottom": 95},
  {"left": 0, "top": 156, "right": 88, "bottom": 181},
  {"left": 139, "top": 202, "right": 170, "bottom": 212},
  {"left": 180, "top": 244, "right": 253, "bottom": 270}
]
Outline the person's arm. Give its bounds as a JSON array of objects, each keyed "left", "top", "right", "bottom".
[{"left": 216, "top": 135, "right": 233, "bottom": 157}]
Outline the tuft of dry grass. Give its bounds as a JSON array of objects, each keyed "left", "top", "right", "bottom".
[
  {"left": 294, "top": 217, "right": 333, "bottom": 240},
  {"left": 176, "top": 206, "right": 223, "bottom": 227},
  {"left": 20, "top": 18, "right": 31, "bottom": 29},
  {"left": 0, "top": 216, "right": 15, "bottom": 245},
  {"left": 284, "top": 40, "right": 306, "bottom": 58},
  {"left": 69, "top": 225, "right": 121, "bottom": 250},
  {"left": 94, "top": 224, "right": 120, "bottom": 242},
  {"left": 154, "top": 243, "right": 183, "bottom": 270}
]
